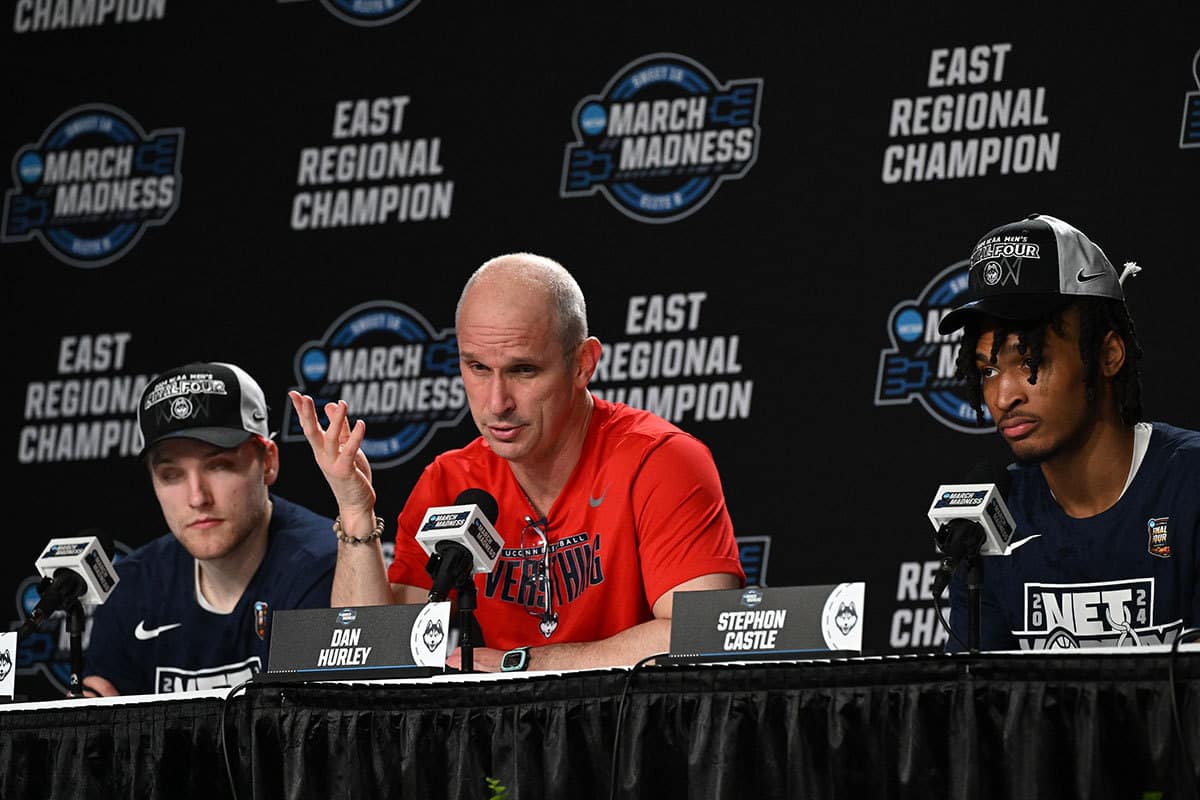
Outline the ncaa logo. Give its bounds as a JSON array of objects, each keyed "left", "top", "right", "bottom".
[{"left": 740, "top": 588, "right": 764, "bottom": 607}]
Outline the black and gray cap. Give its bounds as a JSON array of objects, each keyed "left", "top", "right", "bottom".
[
  {"left": 136, "top": 361, "right": 270, "bottom": 456},
  {"left": 938, "top": 213, "right": 1128, "bottom": 336}
]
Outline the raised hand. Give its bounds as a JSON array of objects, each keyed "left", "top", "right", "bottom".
[{"left": 288, "top": 391, "right": 377, "bottom": 522}]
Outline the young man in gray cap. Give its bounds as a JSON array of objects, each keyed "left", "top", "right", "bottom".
[
  {"left": 938, "top": 213, "right": 1198, "bottom": 651},
  {"left": 82, "top": 362, "right": 337, "bottom": 696}
]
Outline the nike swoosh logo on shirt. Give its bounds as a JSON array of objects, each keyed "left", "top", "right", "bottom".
[
  {"left": 1004, "top": 534, "right": 1042, "bottom": 554},
  {"left": 589, "top": 486, "right": 609, "bottom": 508},
  {"left": 1076, "top": 268, "right": 1106, "bottom": 283},
  {"left": 135, "top": 621, "right": 182, "bottom": 640}
]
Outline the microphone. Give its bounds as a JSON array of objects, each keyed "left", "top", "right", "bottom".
[
  {"left": 415, "top": 489, "right": 503, "bottom": 602},
  {"left": 19, "top": 529, "right": 119, "bottom": 635},
  {"left": 926, "top": 462, "right": 1015, "bottom": 598}
]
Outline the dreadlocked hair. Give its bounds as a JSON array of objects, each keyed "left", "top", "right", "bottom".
[{"left": 952, "top": 297, "right": 1144, "bottom": 427}]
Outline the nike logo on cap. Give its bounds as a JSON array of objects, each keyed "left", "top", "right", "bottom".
[
  {"left": 135, "top": 621, "right": 182, "bottom": 640},
  {"left": 1076, "top": 268, "right": 1106, "bottom": 283}
]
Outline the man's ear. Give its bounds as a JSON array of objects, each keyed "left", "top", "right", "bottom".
[
  {"left": 1099, "top": 330, "right": 1126, "bottom": 378},
  {"left": 262, "top": 438, "right": 281, "bottom": 486},
  {"left": 576, "top": 337, "right": 602, "bottom": 387}
]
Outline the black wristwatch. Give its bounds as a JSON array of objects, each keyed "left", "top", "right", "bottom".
[{"left": 500, "top": 646, "right": 531, "bottom": 672}]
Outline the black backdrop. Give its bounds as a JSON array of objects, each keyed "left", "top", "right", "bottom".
[{"left": 4, "top": 3, "right": 1198, "bottom": 699}]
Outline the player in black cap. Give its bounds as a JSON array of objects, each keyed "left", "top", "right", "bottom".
[
  {"left": 81, "top": 362, "right": 337, "bottom": 696},
  {"left": 939, "top": 214, "right": 1199, "bottom": 651}
]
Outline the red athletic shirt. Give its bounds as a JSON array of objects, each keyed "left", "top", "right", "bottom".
[{"left": 387, "top": 396, "right": 744, "bottom": 650}]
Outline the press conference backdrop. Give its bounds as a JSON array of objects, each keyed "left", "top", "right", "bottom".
[{"left": 4, "top": 3, "right": 1198, "bottom": 699}]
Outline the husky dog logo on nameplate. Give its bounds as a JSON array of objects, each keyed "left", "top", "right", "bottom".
[
  {"left": 0, "top": 631, "right": 16, "bottom": 700},
  {"left": 666, "top": 582, "right": 866, "bottom": 664},
  {"left": 819, "top": 582, "right": 865, "bottom": 652},
  {"left": 262, "top": 602, "right": 450, "bottom": 681}
]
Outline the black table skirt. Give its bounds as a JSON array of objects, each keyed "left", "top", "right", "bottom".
[{"left": 3, "top": 652, "right": 1198, "bottom": 800}]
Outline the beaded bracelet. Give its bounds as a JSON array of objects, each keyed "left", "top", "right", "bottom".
[{"left": 333, "top": 515, "right": 386, "bottom": 545}]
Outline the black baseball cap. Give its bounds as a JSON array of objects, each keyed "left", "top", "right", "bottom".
[
  {"left": 136, "top": 362, "right": 270, "bottom": 456},
  {"left": 938, "top": 213, "right": 1125, "bottom": 336}
]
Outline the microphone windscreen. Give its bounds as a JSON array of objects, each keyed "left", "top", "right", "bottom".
[{"left": 454, "top": 488, "right": 499, "bottom": 524}]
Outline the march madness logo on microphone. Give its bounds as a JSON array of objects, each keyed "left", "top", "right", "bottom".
[
  {"left": 874, "top": 260, "right": 995, "bottom": 433},
  {"left": 2, "top": 104, "right": 183, "bottom": 268},
  {"left": 560, "top": 53, "right": 763, "bottom": 224},
  {"left": 282, "top": 300, "right": 468, "bottom": 468}
]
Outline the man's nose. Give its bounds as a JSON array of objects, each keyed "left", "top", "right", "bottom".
[
  {"left": 485, "top": 375, "right": 516, "bottom": 417},
  {"left": 993, "top": 369, "right": 1028, "bottom": 413},
  {"left": 187, "top": 472, "right": 212, "bottom": 507}
]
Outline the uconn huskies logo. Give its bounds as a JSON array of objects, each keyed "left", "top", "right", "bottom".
[
  {"left": 421, "top": 619, "right": 444, "bottom": 652},
  {"left": 971, "top": 239, "right": 1036, "bottom": 288},
  {"left": 835, "top": 602, "right": 858, "bottom": 635}
]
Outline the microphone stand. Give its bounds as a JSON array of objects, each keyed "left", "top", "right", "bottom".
[
  {"left": 456, "top": 577, "right": 479, "bottom": 674},
  {"left": 965, "top": 554, "right": 983, "bottom": 654},
  {"left": 426, "top": 547, "right": 486, "bottom": 674},
  {"left": 66, "top": 600, "right": 86, "bottom": 698}
]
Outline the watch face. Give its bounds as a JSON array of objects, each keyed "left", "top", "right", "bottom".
[{"left": 501, "top": 648, "right": 526, "bottom": 671}]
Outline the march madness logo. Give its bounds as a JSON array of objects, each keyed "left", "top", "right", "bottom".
[
  {"left": 560, "top": 53, "right": 763, "bottom": 224},
  {"left": 874, "top": 260, "right": 994, "bottom": 433},
  {"left": 280, "top": 0, "right": 421, "bottom": 27},
  {"left": 282, "top": 300, "right": 467, "bottom": 468},
  {"left": 2, "top": 104, "right": 183, "bottom": 268}
]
